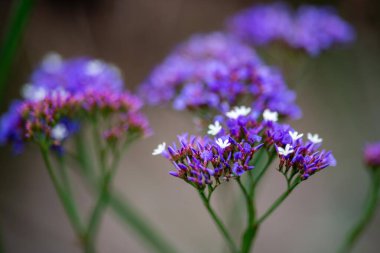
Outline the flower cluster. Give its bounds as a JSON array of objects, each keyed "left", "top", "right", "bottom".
[
  {"left": 0, "top": 54, "right": 150, "bottom": 152},
  {"left": 159, "top": 134, "right": 261, "bottom": 189},
  {"left": 227, "top": 2, "right": 355, "bottom": 56},
  {"left": 23, "top": 52, "right": 124, "bottom": 100},
  {"left": 364, "top": 142, "right": 380, "bottom": 168},
  {"left": 157, "top": 110, "right": 335, "bottom": 188},
  {"left": 139, "top": 32, "right": 300, "bottom": 119}
]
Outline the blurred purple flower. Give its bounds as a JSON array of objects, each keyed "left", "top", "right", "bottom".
[
  {"left": 227, "top": 2, "right": 355, "bottom": 56},
  {"left": 139, "top": 32, "right": 300, "bottom": 119},
  {"left": 364, "top": 142, "right": 380, "bottom": 168}
]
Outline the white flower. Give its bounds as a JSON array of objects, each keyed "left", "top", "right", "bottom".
[
  {"left": 277, "top": 144, "right": 294, "bottom": 156},
  {"left": 226, "top": 106, "right": 251, "bottom": 119},
  {"left": 85, "top": 60, "right": 104, "bottom": 76},
  {"left": 51, "top": 124, "right": 68, "bottom": 141},
  {"left": 207, "top": 121, "right": 222, "bottom": 135},
  {"left": 152, "top": 142, "right": 166, "bottom": 155},
  {"left": 307, "top": 133, "right": 323, "bottom": 144},
  {"left": 22, "top": 84, "right": 47, "bottom": 102},
  {"left": 216, "top": 138, "right": 231, "bottom": 149},
  {"left": 263, "top": 109, "right": 278, "bottom": 122},
  {"left": 289, "top": 130, "right": 303, "bottom": 141}
]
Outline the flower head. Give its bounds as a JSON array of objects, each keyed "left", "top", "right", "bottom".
[
  {"left": 207, "top": 121, "right": 222, "bottom": 135},
  {"left": 0, "top": 55, "right": 150, "bottom": 153},
  {"left": 227, "top": 2, "right": 355, "bottom": 56},
  {"left": 277, "top": 144, "right": 294, "bottom": 156},
  {"left": 215, "top": 137, "right": 231, "bottom": 149},
  {"left": 307, "top": 133, "right": 323, "bottom": 144},
  {"left": 152, "top": 142, "right": 166, "bottom": 156},
  {"left": 160, "top": 114, "right": 335, "bottom": 189},
  {"left": 226, "top": 106, "right": 252, "bottom": 119},
  {"left": 139, "top": 32, "right": 300, "bottom": 120},
  {"left": 364, "top": 142, "right": 380, "bottom": 168},
  {"left": 263, "top": 109, "right": 278, "bottom": 122},
  {"left": 289, "top": 130, "right": 303, "bottom": 141}
]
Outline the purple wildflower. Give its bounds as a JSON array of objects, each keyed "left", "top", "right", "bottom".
[
  {"left": 227, "top": 3, "right": 355, "bottom": 56},
  {"left": 160, "top": 110, "right": 336, "bottom": 188},
  {"left": 0, "top": 55, "right": 150, "bottom": 152},
  {"left": 139, "top": 32, "right": 300, "bottom": 119},
  {"left": 23, "top": 52, "right": 124, "bottom": 101},
  {"left": 364, "top": 142, "right": 380, "bottom": 168}
]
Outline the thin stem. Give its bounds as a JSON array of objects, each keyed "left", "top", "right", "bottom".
[
  {"left": 253, "top": 151, "right": 276, "bottom": 186},
  {"left": 109, "top": 193, "right": 178, "bottom": 253},
  {"left": 40, "top": 146, "right": 84, "bottom": 238},
  {"left": 198, "top": 190, "right": 239, "bottom": 253},
  {"left": 237, "top": 178, "right": 257, "bottom": 253},
  {"left": 338, "top": 169, "right": 380, "bottom": 253},
  {"left": 256, "top": 179, "right": 300, "bottom": 225},
  {"left": 0, "top": 0, "right": 33, "bottom": 103},
  {"left": 74, "top": 132, "right": 178, "bottom": 253}
]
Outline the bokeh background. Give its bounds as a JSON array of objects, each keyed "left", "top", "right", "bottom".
[{"left": 0, "top": 0, "right": 380, "bottom": 252}]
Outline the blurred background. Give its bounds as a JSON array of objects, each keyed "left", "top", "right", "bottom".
[{"left": 0, "top": 0, "right": 380, "bottom": 252}]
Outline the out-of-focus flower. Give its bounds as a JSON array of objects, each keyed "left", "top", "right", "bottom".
[
  {"left": 227, "top": 2, "right": 355, "bottom": 56},
  {"left": 226, "top": 106, "right": 252, "bottom": 119},
  {"left": 364, "top": 142, "right": 380, "bottom": 168},
  {"left": 207, "top": 121, "right": 222, "bottom": 135},
  {"left": 24, "top": 52, "right": 124, "bottom": 99},
  {"left": 307, "top": 133, "right": 323, "bottom": 144},
  {"left": 139, "top": 32, "right": 300, "bottom": 120},
  {"left": 0, "top": 55, "right": 150, "bottom": 152},
  {"left": 263, "top": 109, "right": 278, "bottom": 122}
]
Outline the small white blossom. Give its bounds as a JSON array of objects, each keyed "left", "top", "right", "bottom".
[
  {"left": 277, "top": 144, "right": 294, "bottom": 156},
  {"left": 307, "top": 133, "right": 323, "bottom": 144},
  {"left": 51, "top": 124, "right": 68, "bottom": 141},
  {"left": 289, "top": 131, "right": 303, "bottom": 141},
  {"left": 263, "top": 109, "right": 278, "bottom": 122},
  {"left": 207, "top": 121, "right": 222, "bottom": 135},
  {"left": 226, "top": 106, "right": 251, "bottom": 119},
  {"left": 22, "top": 84, "right": 47, "bottom": 101},
  {"left": 216, "top": 138, "right": 231, "bottom": 149},
  {"left": 85, "top": 60, "right": 104, "bottom": 76},
  {"left": 152, "top": 142, "right": 166, "bottom": 155}
]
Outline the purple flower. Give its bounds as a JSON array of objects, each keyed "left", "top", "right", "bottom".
[
  {"left": 23, "top": 53, "right": 124, "bottom": 101},
  {"left": 0, "top": 55, "right": 150, "bottom": 152},
  {"left": 161, "top": 112, "right": 336, "bottom": 188},
  {"left": 364, "top": 142, "right": 380, "bottom": 168},
  {"left": 227, "top": 3, "right": 355, "bottom": 56},
  {"left": 139, "top": 32, "right": 300, "bottom": 120}
]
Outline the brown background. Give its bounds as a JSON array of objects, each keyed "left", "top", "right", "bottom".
[{"left": 0, "top": 0, "right": 380, "bottom": 252}]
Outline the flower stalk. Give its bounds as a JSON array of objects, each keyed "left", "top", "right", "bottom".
[{"left": 338, "top": 169, "right": 380, "bottom": 253}]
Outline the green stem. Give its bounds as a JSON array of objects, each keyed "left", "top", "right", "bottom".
[
  {"left": 237, "top": 179, "right": 257, "bottom": 253},
  {"left": 75, "top": 132, "right": 178, "bottom": 253},
  {"left": 256, "top": 180, "right": 299, "bottom": 225},
  {"left": 198, "top": 190, "right": 239, "bottom": 253},
  {"left": 83, "top": 171, "right": 112, "bottom": 253},
  {"left": 109, "top": 193, "right": 178, "bottom": 253},
  {"left": 0, "top": 0, "right": 33, "bottom": 103},
  {"left": 40, "top": 146, "right": 84, "bottom": 238},
  {"left": 253, "top": 151, "right": 276, "bottom": 186},
  {"left": 338, "top": 169, "right": 380, "bottom": 253}
]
